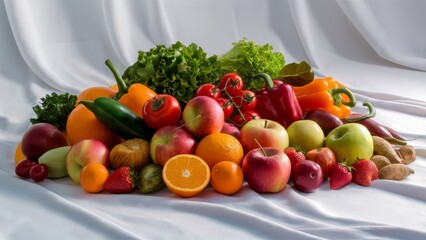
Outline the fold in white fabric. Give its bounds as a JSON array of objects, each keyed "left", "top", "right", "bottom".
[{"left": 1, "top": 0, "right": 425, "bottom": 239}]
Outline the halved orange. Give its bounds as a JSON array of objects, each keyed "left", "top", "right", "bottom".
[{"left": 162, "top": 154, "right": 211, "bottom": 198}]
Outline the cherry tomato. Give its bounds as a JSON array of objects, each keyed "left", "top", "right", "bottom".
[
  {"left": 218, "top": 73, "right": 243, "bottom": 97},
  {"left": 216, "top": 98, "right": 234, "bottom": 119},
  {"left": 29, "top": 164, "right": 49, "bottom": 182},
  {"left": 142, "top": 94, "right": 181, "bottom": 129},
  {"left": 15, "top": 159, "right": 37, "bottom": 178},
  {"left": 196, "top": 83, "right": 220, "bottom": 99},
  {"left": 234, "top": 90, "right": 257, "bottom": 112},
  {"left": 231, "top": 110, "right": 261, "bottom": 128}
]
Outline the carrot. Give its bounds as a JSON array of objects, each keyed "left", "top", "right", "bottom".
[
  {"left": 378, "top": 164, "right": 414, "bottom": 180},
  {"left": 372, "top": 136, "right": 402, "bottom": 164}
]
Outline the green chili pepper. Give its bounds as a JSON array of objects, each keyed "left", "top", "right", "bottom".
[{"left": 80, "top": 97, "right": 154, "bottom": 140}]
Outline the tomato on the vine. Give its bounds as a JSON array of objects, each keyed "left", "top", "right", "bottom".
[
  {"left": 216, "top": 98, "right": 234, "bottom": 119},
  {"left": 142, "top": 94, "right": 181, "bottom": 129},
  {"left": 195, "top": 83, "right": 220, "bottom": 99},
  {"left": 231, "top": 110, "right": 261, "bottom": 127},
  {"left": 218, "top": 73, "right": 243, "bottom": 97},
  {"left": 234, "top": 90, "right": 257, "bottom": 112}
]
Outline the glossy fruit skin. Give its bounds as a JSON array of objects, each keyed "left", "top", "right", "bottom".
[
  {"left": 142, "top": 94, "right": 181, "bottom": 129},
  {"left": 196, "top": 83, "right": 220, "bottom": 99},
  {"left": 234, "top": 90, "right": 257, "bottom": 112},
  {"left": 21, "top": 123, "right": 68, "bottom": 159},
  {"left": 303, "top": 109, "right": 343, "bottom": 136},
  {"left": 216, "top": 98, "right": 234, "bottom": 119},
  {"left": 329, "top": 163, "right": 352, "bottom": 190},
  {"left": 306, "top": 147, "right": 336, "bottom": 180},
  {"left": 352, "top": 159, "right": 378, "bottom": 187},
  {"left": 218, "top": 73, "right": 244, "bottom": 96},
  {"left": 292, "top": 160, "right": 323, "bottom": 193},
  {"left": 104, "top": 166, "right": 134, "bottom": 194},
  {"left": 231, "top": 110, "right": 261, "bottom": 128},
  {"left": 284, "top": 147, "right": 306, "bottom": 179},
  {"left": 15, "top": 159, "right": 37, "bottom": 178},
  {"left": 210, "top": 161, "right": 244, "bottom": 195},
  {"left": 242, "top": 147, "right": 291, "bottom": 193},
  {"left": 29, "top": 164, "right": 49, "bottom": 182}
]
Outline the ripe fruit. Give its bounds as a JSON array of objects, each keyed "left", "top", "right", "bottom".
[
  {"left": 287, "top": 120, "right": 325, "bottom": 153},
  {"left": 210, "top": 161, "right": 244, "bottom": 195},
  {"left": 242, "top": 147, "right": 291, "bottom": 193},
  {"left": 352, "top": 159, "right": 378, "bottom": 187},
  {"left": 162, "top": 154, "right": 210, "bottom": 198},
  {"left": 21, "top": 123, "right": 69, "bottom": 159},
  {"left": 80, "top": 162, "right": 110, "bottom": 193},
  {"left": 76, "top": 86, "right": 117, "bottom": 105},
  {"left": 292, "top": 160, "right": 323, "bottom": 193},
  {"left": 195, "top": 133, "right": 244, "bottom": 169},
  {"left": 306, "top": 147, "right": 336, "bottom": 180},
  {"left": 109, "top": 138, "right": 150, "bottom": 171},
  {"left": 329, "top": 163, "right": 352, "bottom": 190},
  {"left": 284, "top": 147, "right": 305, "bottom": 174},
  {"left": 139, "top": 164, "right": 165, "bottom": 194},
  {"left": 38, "top": 146, "right": 71, "bottom": 178},
  {"left": 104, "top": 166, "right": 135, "bottom": 194},
  {"left": 29, "top": 164, "right": 49, "bottom": 182},
  {"left": 14, "top": 141, "right": 26, "bottom": 165},
  {"left": 15, "top": 159, "right": 37, "bottom": 178}
]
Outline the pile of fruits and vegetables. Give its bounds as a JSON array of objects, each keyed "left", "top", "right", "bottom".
[{"left": 14, "top": 38, "right": 417, "bottom": 197}]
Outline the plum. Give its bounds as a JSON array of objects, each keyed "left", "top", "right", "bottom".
[
  {"left": 303, "top": 109, "right": 343, "bottom": 136},
  {"left": 21, "top": 123, "right": 68, "bottom": 159}
]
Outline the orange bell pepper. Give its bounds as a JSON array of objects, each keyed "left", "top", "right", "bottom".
[
  {"left": 292, "top": 77, "right": 356, "bottom": 119},
  {"left": 105, "top": 59, "right": 157, "bottom": 118}
]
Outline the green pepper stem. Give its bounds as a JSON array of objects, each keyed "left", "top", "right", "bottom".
[
  {"left": 344, "top": 102, "right": 376, "bottom": 122},
  {"left": 329, "top": 87, "right": 357, "bottom": 107},
  {"left": 254, "top": 73, "right": 274, "bottom": 90},
  {"left": 105, "top": 59, "right": 128, "bottom": 94}
]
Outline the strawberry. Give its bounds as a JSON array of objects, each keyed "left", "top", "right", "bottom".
[
  {"left": 329, "top": 162, "right": 352, "bottom": 190},
  {"left": 104, "top": 166, "right": 135, "bottom": 194},
  {"left": 284, "top": 147, "right": 305, "bottom": 169},
  {"left": 284, "top": 147, "right": 306, "bottom": 179},
  {"left": 352, "top": 159, "right": 378, "bottom": 187}
]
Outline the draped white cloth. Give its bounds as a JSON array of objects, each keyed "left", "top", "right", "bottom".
[{"left": 1, "top": 0, "right": 425, "bottom": 239}]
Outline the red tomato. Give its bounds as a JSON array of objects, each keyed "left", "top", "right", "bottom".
[
  {"left": 231, "top": 110, "right": 261, "bottom": 128},
  {"left": 216, "top": 98, "right": 234, "bottom": 119},
  {"left": 218, "top": 73, "right": 243, "bottom": 97},
  {"left": 29, "top": 164, "right": 49, "bottom": 182},
  {"left": 196, "top": 83, "right": 220, "bottom": 99},
  {"left": 234, "top": 90, "right": 257, "bottom": 112},
  {"left": 142, "top": 94, "right": 181, "bottom": 129},
  {"left": 15, "top": 159, "right": 37, "bottom": 178}
]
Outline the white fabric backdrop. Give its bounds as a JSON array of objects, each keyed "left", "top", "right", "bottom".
[{"left": 1, "top": 0, "right": 425, "bottom": 239}]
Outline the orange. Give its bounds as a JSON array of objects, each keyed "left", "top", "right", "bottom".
[
  {"left": 66, "top": 104, "right": 123, "bottom": 149},
  {"left": 76, "top": 86, "right": 117, "bottom": 106},
  {"left": 14, "top": 141, "right": 26, "bottom": 165},
  {"left": 80, "top": 162, "right": 110, "bottom": 193},
  {"left": 210, "top": 161, "right": 244, "bottom": 195},
  {"left": 162, "top": 154, "right": 210, "bottom": 198},
  {"left": 195, "top": 133, "right": 244, "bottom": 169}
]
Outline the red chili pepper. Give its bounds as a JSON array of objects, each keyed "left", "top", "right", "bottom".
[{"left": 254, "top": 73, "right": 302, "bottom": 128}]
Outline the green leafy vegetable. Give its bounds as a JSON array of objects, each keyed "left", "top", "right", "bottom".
[
  {"left": 30, "top": 92, "right": 77, "bottom": 131},
  {"left": 217, "top": 38, "right": 285, "bottom": 92},
  {"left": 122, "top": 41, "right": 221, "bottom": 104},
  {"left": 274, "top": 61, "right": 314, "bottom": 86}
]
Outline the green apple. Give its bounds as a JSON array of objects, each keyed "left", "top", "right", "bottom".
[
  {"left": 287, "top": 120, "right": 324, "bottom": 153},
  {"left": 325, "top": 123, "right": 373, "bottom": 166}
]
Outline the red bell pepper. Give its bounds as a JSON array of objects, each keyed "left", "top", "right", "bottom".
[{"left": 254, "top": 73, "right": 302, "bottom": 128}]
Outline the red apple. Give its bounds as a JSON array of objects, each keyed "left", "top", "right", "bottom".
[
  {"left": 242, "top": 147, "right": 291, "bottom": 193},
  {"left": 239, "top": 119, "right": 289, "bottom": 153},
  {"left": 306, "top": 147, "right": 336, "bottom": 180},
  {"left": 21, "top": 123, "right": 68, "bottom": 159},
  {"left": 66, "top": 139, "right": 110, "bottom": 184},
  {"left": 150, "top": 125, "right": 198, "bottom": 166},
  {"left": 221, "top": 122, "right": 241, "bottom": 139},
  {"left": 182, "top": 96, "right": 224, "bottom": 139},
  {"left": 292, "top": 160, "right": 323, "bottom": 193}
]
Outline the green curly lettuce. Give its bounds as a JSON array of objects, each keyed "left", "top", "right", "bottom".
[
  {"left": 122, "top": 41, "right": 221, "bottom": 104},
  {"left": 30, "top": 92, "right": 77, "bottom": 131},
  {"left": 218, "top": 38, "right": 286, "bottom": 92}
]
